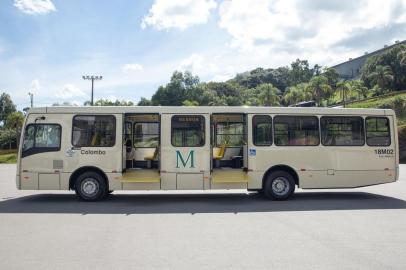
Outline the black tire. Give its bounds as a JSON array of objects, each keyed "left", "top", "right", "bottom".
[
  {"left": 263, "top": 171, "right": 295, "bottom": 200},
  {"left": 74, "top": 171, "right": 107, "bottom": 201}
]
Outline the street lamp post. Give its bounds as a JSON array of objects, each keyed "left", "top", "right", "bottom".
[
  {"left": 28, "top": 92, "right": 33, "bottom": 108},
  {"left": 82, "top": 75, "right": 102, "bottom": 106}
]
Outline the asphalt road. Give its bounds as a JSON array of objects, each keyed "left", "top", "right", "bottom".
[{"left": 1, "top": 164, "right": 406, "bottom": 270}]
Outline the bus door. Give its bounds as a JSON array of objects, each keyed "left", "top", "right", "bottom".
[
  {"left": 246, "top": 114, "right": 273, "bottom": 189},
  {"left": 160, "top": 114, "right": 210, "bottom": 190},
  {"left": 211, "top": 114, "right": 248, "bottom": 186},
  {"left": 121, "top": 113, "right": 161, "bottom": 184},
  {"left": 19, "top": 113, "right": 65, "bottom": 190}
]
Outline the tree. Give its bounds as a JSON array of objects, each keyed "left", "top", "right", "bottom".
[
  {"left": 361, "top": 44, "right": 406, "bottom": 91},
  {"left": 336, "top": 81, "right": 350, "bottom": 107},
  {"left": 138, "top": 97, "right": 153, "bottom": 106},
  {"left": 312, "top": 64, "right": 322, "bottom": 76},
  {"left": 5, "top": 111, "right": 24, "bottom": 130},
  {"left": 255, "top": 83, "right": 281, "bottom": 106},
  {"left": 0, "top": 128, "right": 18, "bottom": 149},
  {"left": 283, "top": 83, "right": 309, "bottom": 106},
  {"left": 182, "top": 100, "right": 199, "bottom": 106},
  {"left": 368, "top": 65, "right": 394, "bottom": 92},
  {"left": 347, "top": 80, "right": 369, "bottom": 100},
  {"left": 0, "top": 93, "right": 17, "bottom": 126},
  {"left": 398, "top": 49, "right": 406, "bottom": 66},
  {"left": 306, "top": 76, "right": 332, "bottom": 106},
  {"left": 289, "top": 59, "right": 314, "bottom": 86},
  {"left": 151, "top": 71, "right": 200, "bottom": 106},
  {"left": 206, "top": 82, "right": 244, "bottom": 106},
  {"left": 5, "top": 111, "right": 24, "bottom": 147},
  {"left": 84, "top": 99, "right": 134, "bottom": 106},
  {"left": 323, "top": 67, "right": 339, "bottom": 89}
]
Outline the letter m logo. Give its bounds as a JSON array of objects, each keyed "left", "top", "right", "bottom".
[{"left": 176, "top": 150, "right": 195, "bottom": 168}]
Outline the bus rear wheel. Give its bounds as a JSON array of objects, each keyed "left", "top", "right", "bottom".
[
  {"left": 74, "top": 171, "right": 107, "bottom": 201},
  {"left": 264, "top": 171, "right": 295, "bottom": 200}
]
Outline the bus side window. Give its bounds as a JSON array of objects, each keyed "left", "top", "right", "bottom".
[
  {"left": 253, "top": 115, "right": 272, "bottom": 146},
  {"left": 274, "top": 116, "right": 319, "bottom": 146},
  {"left": 171, "top": 115, "right": 205, "bottom": 147},
  {"left": 22, "top": 125, "right": 35, "bottom": 151},
  {"left": 72, "top": 115, "right": 116, "bottom": 147},
  {"left": 22, "top": 124, "right": 62, "bottom": 157},
  {"left": 321, "top": 116, "right": 364, "bottom": 146},
  {"left": 366, "top": 117, "right": 391, "bottom": 146}
]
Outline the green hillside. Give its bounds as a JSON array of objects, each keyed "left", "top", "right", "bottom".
[
  {"left": 348, "top": 92, "right": 406, "bottom": 163},
  {"left": 347, "top": 92, "right": 406, "bottom": 125}
]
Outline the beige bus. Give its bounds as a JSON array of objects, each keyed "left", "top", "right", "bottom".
[{"left": 16, "top": 106, "right": 399, "bottom": 201}]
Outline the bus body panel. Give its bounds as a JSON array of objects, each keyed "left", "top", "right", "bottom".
[{"left": 17, "top": 106, "right": 398, "bottom": 192}]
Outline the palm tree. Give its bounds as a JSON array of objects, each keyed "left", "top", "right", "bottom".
[
  {"left": 255, "top": 83, "right": 281, "bottom": 106},
  {"left": 283, "top": 84, "right": 308, "bottom": 105},
  {"left": 336, "top": 81, "right": 350, "bottom": 107},
  {"left": 368, "top": 65, "right": 394, "bottom": 91},
  {"left": 347, "top": 80, "right": 369, "bottom": 100},
  {"left": 398, "top": 50, "right": 406, "bottom": 66},
  {"left": 305, "top": 76, "right": 332, "bottom": 106}
]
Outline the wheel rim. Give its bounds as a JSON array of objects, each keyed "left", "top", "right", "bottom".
[
  {"left": 81, "top": 178, "right": 99, "bottom": 197},
  {"left": 271, "top": 177, "right": 290, "bottom": 196}
]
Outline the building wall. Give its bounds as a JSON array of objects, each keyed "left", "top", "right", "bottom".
[{"left": 331, "top": 40, "right": 406, "bottom": 80}]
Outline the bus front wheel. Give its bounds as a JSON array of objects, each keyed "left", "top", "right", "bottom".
[
  {"left": 264, "top": 171, "right": 295, "bottom": 200},
  {"left": 74, "top": 171, "right": 107, "bottom": 201}
]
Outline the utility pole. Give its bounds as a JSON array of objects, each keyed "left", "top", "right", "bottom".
[
  {"left": 28, "top": 92, "right": 33, "bottom": 108},
  {"left": 82, "top": 75, "right": 103, "bottom": 106}
]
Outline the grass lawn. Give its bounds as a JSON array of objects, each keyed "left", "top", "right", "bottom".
[
  {"left": 346, "top": 92, "right": 406, "bottom": 163},
  {"left": 348, "top": 92, "right": 406, "bottom": 125},
  {"left": 0, "top": 149, "right": 17, "bottom": 164}
]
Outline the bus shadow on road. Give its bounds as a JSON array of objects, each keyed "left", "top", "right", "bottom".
[{"left": 0, "top": 191, "right": 406, "bottom": 214}]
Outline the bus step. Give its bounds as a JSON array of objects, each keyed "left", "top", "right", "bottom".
[
  {"left": 121, "top": 169, "right": 160, "bottom": 183},
  {"left": 211, "top": 169, "right": 248, "bottom": 183}
]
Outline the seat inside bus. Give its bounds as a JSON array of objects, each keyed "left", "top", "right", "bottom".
[
  {"left": 124, "top": 114, "right": 159, "bottom": 170},
  {"left": 212, "top": 114, "right": 246, "bottom": 169}
]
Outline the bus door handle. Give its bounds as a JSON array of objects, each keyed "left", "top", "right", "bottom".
[{"left": 71, "top": 146, "right": 81, "bottom": 150}]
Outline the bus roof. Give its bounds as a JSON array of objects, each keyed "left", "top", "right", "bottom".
[{"left": 27, "top": 106, "right": 395, "bottom": 116}]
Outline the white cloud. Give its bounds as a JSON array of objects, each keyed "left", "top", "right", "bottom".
[
  {"left": 55, "top": 84, "right": 86, "bottom": 99},
  {"left": 14, "top": 0, "right": 56, "bottom": 15},
  {"left": 218, "top": 0, "right": 300, "bottom": 49},
  {"left": 30, "top": 79, "right": 41, "bottom": 91},
  {"left": 217, "top": 0, "right": 406, "bottom": 66},
  {"left": 122, "top": 63, "right": 144, "bottom": 73},
  {"left": 180, "top": 54, "right": 206, "bottom": 73},
  {"left": 179, "top": 53, "right": 237, "bottom": 82},
  {"left": 141, "top": 0, "right": 217, "bottom": 30}
]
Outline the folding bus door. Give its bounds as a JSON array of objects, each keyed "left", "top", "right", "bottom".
[{"left": 160, "top": 113, "right": 210, "bottom": 190}]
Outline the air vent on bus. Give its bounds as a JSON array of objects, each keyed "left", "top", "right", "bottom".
[{"left": 53, "top": 160, "right": 64, "bottom": 169}]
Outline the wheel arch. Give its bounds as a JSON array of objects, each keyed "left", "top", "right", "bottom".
[
  {"left": 69, "top": 166, "right": 109, "bottom": 191},
  {"left": 262, "top": 164, "right": 299, "bottom": 188}
]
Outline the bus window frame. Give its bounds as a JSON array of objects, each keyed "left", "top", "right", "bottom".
[
  {"left": 21, "top": 123, "right": 62, "bottom": 158},
  {"left": 273, "top": 115, "right": 320, "bottom": 147},
  {"left": 71, "top": 114, "right": 117, "bottom": 148},
  {"left": 320, "top": 116, "right": 365, "bottom": 147},
  {"left": 133, "top": 121, "right": 160, "bottom": 148},
  {"left": 171, "top": 115, "right": 206, "bottom": 148},
  {"left": 252, "top": 115, "right": 273, "bottom": 147},
  {"left": 365, "top": 116, "right": 391, "bottom": 147}
]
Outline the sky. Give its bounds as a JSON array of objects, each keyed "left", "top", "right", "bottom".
[{"left": 1, "top": 0, "right": 406, "bottom": 109}]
